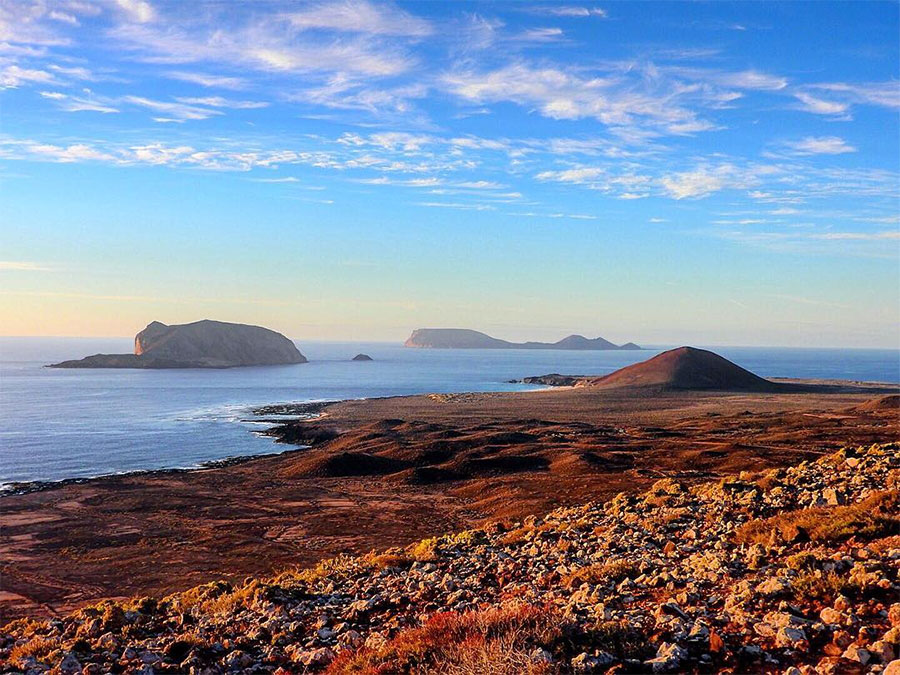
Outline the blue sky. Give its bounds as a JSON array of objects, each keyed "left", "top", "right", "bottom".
[{"left": 1, "top": 0, "right": 898, "bottom": 346}]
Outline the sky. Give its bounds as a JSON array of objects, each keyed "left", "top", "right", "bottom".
[{"left": 0, "top": 0, "right": 898, "bottom": 347}]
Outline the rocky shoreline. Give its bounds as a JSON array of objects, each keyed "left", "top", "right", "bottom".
[
  {"left": 3, "top": 442, "right": 898, "bottom": 674},
  {"left": 0, "top": 449, "right": 311, "bottom": 498},
  {"left": 1, "top": 401, "right": 336, "bottom": 497}
]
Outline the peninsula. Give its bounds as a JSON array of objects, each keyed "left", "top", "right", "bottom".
[
  {"left": 404, "top": 328, "right": 641, "bottom": 350},
  {"left": 49, "top": 319, "right": 307, "bottom": 369}
]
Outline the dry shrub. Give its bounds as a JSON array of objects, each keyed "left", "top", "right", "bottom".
[
  {"left": 9, "top": 636, "right": 60, "bottom": 668},
  {"left": 169, "top": 580, "right": 234, "bottom": 612},
  {"left": 327, "top": 602, "right": 561, "bottom": 675},
  {"left": 499, "top": 522, "right": 554, "bottom": 546},
  {"left": 734, "top": 490, "right": 899, "bottom": 546},
  {"left": 791, "top": 570, "right": 858, "bottom": 603},
  {"left": 563, "top": 559, "right": 639, "bottom": 587},
  {"left": 366, "top": 551, "right": 414, "bottom": 570},
  {"left": 784, "top": 552, "right": 819, "bottom": 571},
  {"left": 407, "top": 538, "right": 440, "bottom": 562},
  {"left": 281, "top": 554, "right": 361, "bottom": 585}
]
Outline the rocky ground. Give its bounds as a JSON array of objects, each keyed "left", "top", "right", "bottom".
[{"left": 2, "top": 442, "right": 898, "bottom": 674}]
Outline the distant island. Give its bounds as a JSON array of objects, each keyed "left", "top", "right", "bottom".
[
  {"left": 404, "top": 328, "right": 641, "bottom": 350},
  {"left": 352, "top": 353, "right": 373, "bottom": 361},
  {"left": 49, "top": 319, "right": 307, "bottom": 369}
]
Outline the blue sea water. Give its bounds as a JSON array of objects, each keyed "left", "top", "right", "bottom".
[{"left": 0, "top": 338, "right": 897, "bottom": 486}]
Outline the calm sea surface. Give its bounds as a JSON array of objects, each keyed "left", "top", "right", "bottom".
[{"left": 1, "top": 338, "right": 897, "bottom": 487}]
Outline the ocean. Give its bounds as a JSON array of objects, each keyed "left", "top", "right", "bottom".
[{"left": 1, "top": 338, "right": 897, "bottom": 487}]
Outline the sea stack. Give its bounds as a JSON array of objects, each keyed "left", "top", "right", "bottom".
[{"left": 49, "top": 320, "right": 307, "bottom": 369}]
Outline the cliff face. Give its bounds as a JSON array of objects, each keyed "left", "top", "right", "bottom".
[
  {"left": 50, "top": 320, "right": 307, "bottom": 369},
  {"left": 404, "top": 328, "right": 640, "bottom": 350}
]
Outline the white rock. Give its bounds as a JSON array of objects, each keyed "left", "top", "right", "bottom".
[
  {"left": 775, "top": 626, "right": 807, "bottom": 648},
  {"left": 843, "top": 644, "right": 871, "bottom": 665}
]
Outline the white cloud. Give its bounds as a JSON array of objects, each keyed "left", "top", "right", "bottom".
[
  {"left": 0, "top": 261, "right": 51, "bottom": 271},
  {"left": 166, "top": 71, "right": 247, "bottom": 90},
  {"left": 669, "top": 67, "right": 788, "bottom": 91},
  {"left": 783, "top": 136, "right": 856, "bottom": 156},
  {"left": 48, "top": 10, "right": 79, "bottom": 25},
  {"left": 455, "top": 180, "right": 505, "bottom": 189},
  {"left": 444, "top": 62, "right": 735, "bottom": 136},
  {"left": 661, "top": 168, "right": 726, "bottom": 199},
  {"left": 415, "top": 201, "right": 496, "bottom": 211},
  {"left": 283, "top": 1, "right": 432, "bottom": 37},
  {"left": 536, "top": 167, "right": 605, "bottom": 183},
  {"left": 0, "top": 65, "right": 55, "bottom": 88},
  {"left": 810, "top": 81, "right": 900, "bottom": 109},
  {"left": 716, "top": 69, "right": 787, "bottom": 91},
  {"left": 793, "top": 92, "right": 850, "bottom": 117},
  {"left": 515, "top": 27, "right": 565, "bottom": 42},
  {"left": 111, "top": 12, "right": 415, "bottom": 77},
  {"left": 123, "top": 95, "right": 221, "bottom": 120},
  {"left": 529, "top": 6, "right": 607, "bottom": 18},
  {"left": 176, "top": 96, "right": 268, "bottom": 109},
  {"left": 114, "top": 0, "right": 156, "bottom": 23},
  {"left": 49, "top": 64, "right": 94, "bottom": 80},
  {"left": 811, "top": 231, "right": 900, "bottom": 241}
]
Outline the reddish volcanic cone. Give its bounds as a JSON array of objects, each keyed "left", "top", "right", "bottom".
[{"left": 587, "top": 346, "right": 781, "bottom": 391}]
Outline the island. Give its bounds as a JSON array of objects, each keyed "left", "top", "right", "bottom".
[
  {"left": 352, "top": 353, "right": 373, "bottom": 361},
  {"left": 404, "top": 328, "right": 641, "bottom": 350},
  {"left": 49, "top": 319, "right": 307, "bottom": 369}
]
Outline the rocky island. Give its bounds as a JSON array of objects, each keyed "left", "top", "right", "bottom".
[
  {"left": 49, "top": 319, "right": 306, "bottom": 369},
  {"left": 404, "top": 328, "right": 641, "bottom": 350},
  {"left": 352, "top": 353, "right": 373, "bottom": 361}
]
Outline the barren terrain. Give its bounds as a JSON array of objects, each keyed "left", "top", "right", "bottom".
[{"left": 1, "top": 383, "right": 897, "bottom": 622}]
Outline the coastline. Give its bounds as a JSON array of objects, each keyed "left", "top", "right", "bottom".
[
  {"left": 1, "top": 377, "right": 897, "bottom": 621},
  {"left": 2, "top": 377, "right": 895, "bottom": 497},
  {"left": 0, "top": 399, "right": 334, "bottom": 497}
]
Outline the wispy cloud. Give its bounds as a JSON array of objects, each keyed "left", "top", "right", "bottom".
[
  {"left": 283, "top": 1, "right": 432, "bottom": 37},
  {"left": 0, "top": 65, "right": 56, "bottom": 88},
  {"left": 526, "top": 6, "right": 607, "bottom": 18},
  {"left": 166, "top": 71, "right": 247, "bottom": 89},
  {"left": 415, "top": 201, "right": 496, "bottom": 211},
  {"left": 810, "top": 81, "right": 900, "bottom": 109},
  {"left": 661, "top": 168, "right": 727, "bottom": 199},
  {"left": 793, "top": 91, "right": 851, "bottom": 118},
  {"left": 175, "top": 96, "right": 268, "bottom": 109},
  {"left": 0, "top": 261, "right": 52, "bottom": 271},
  {"left": 109, "top": 5, "right": 418, "bottom": 78},
  {"left": 114, "top": 0, "right": 156, "bottom": 23},
  {"left": 781, "top": 136, "right": 857, "bottom": 156}
]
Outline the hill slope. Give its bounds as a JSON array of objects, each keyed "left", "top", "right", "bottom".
[
  {"left": 405, "top": 328, "right": 640, "bottom": 350},
  {"left": 49, "top": 319, "right": 306, "bottom": 369},
  {"left": 4, "top": 443, "right": 897, "bottom": 674},
  {"left": 583, "top": 346, "right": 782, "bottom": 391}
]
